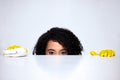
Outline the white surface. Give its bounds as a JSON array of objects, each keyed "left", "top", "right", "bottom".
[
  {"left": 0, "top": 55, "right": 120, "bottom": 80},
  {"left": 0, "top": 0, "right": 120, "bottom": 54}
]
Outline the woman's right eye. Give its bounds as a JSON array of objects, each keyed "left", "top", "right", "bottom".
[{"left": 48, "top": 52, "right": 54, "bottom": 55}]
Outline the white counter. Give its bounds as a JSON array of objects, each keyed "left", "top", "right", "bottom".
[{"left": 0, "top": 55, "right": 120, "bottom": 80}]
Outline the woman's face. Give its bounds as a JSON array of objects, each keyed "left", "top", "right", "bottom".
[{"left": 45, "top": 40, "right": 68, "bottom": 55}]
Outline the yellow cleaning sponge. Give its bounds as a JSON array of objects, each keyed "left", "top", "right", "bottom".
[{"left": 3, "top": 45, "right": 28, "bottom": 57}]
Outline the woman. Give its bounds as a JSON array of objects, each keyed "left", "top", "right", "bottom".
[{"left": 33, "top": 27, "right": 83, "bottom": 55}]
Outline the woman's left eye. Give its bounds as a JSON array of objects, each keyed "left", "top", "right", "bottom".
[{"left": 61, "top": 51, "right": 67, "bottom": 55}]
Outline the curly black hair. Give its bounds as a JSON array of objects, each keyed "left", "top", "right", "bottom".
[{"left": 33, "top": 27, "right": 83, "bottom": 55}]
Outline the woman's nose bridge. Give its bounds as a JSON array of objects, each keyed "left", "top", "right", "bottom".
[{"left": 55, "top": 51, "right": 61, "bottom": 55}]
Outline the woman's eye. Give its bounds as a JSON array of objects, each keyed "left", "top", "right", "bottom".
[
  {"left": 48, "top": 52, "right": 54, "bottom": 55},
  {"left": 61, "top": 51, "right": 67, "bottom": 55}
]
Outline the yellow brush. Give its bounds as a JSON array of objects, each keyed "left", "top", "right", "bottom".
[{"left": 90, "top": 49, "right": 115, "bottom": 57}]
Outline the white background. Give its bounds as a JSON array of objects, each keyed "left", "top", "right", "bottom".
[{"left": 0, "top": 0, "right": 120, "bottom": 55}]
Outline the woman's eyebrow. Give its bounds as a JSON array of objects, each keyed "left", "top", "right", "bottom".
[
  {"left": 60, "top": 49, "right": 67, "bottom": 51},
  {"left": 47, "top": 49, "right": 55, "bottom": 51}
]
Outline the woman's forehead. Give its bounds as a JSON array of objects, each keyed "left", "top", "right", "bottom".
[{"left": 46, "top": 40, "right": 64, "bottom": 49}]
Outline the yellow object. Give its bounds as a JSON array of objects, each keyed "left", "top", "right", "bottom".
[
  {"left": 3, "top": 45, "right": 28, "bottom": 57},
  {"left": 7, "top": 45, "right": 21, "bottom": 50},
  {"left": 90, "top": 49, "right": 115, "bottom": 57},
  {"left": 90, "top": 51, "right": 99, "bottom": 56}
]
